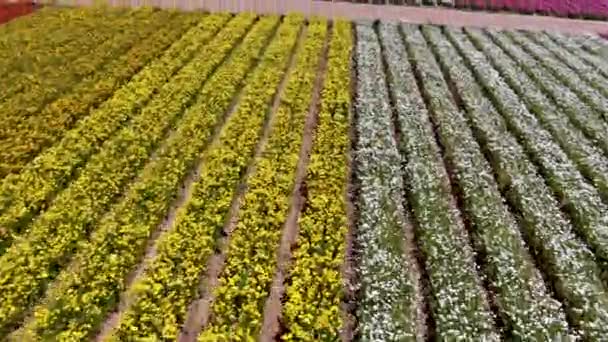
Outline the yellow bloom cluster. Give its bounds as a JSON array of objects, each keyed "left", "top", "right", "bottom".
[
  {"left": 200, "top": 17, "right": 327, "bottom": 340},
  {"left": 281, "top": 20, "right": 352, "bottom": 342},
  {"left": 14, "top": 13, "right": 278, "bottom": 341},
  {"left": 109, "top": 14, "right": 302, "bottom": 341},
  {"left": 0, "top": 13, "right": 247, "bottom": 336}
]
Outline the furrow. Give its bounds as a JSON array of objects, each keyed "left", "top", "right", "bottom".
[
  {"left": 198, "top": 18, "right": 327, "bottom": 340},
  {"left": 259, "top": 21, "right": 331, "bottom": 342}
]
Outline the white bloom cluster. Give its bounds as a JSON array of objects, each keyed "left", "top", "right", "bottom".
[
  {"left": 545, "top": 32, "right": 608, "bottom": 80},
  {"left": 526, "top": 31, "right": 608, "bottom": 102},
  {"left": 478, "top": 28, "right": 608, "bottom": 275},
  {"left": 400, "top": 23, "right": 500, "bottom": 340},
  {"left": 505, "top": 31, "right": 608, "bottom": 122},
  {"left": 502, "top": 32, "right": 608, "bottom": 162},
  {"left": 446, "top": 26, "right": 608, "bottom": 340},
  {"left": 354, "top": 22, "right": 418, "bottom": 341},
  {"left": 420, "top": 24, "right": 570, "bottom": 339}
]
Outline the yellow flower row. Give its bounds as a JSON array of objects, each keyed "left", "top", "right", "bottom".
[
  {"left": 199, "top": 18, "right": 328, "bottom": 340},
  {"left": 0, "top": 10, "right": 198, "bottom": 177},
  {"left": 110, "top": 15, "right": 304, "bottom": 341},
  {"left": 0, "top": 6, "right": 120, "bottom": 97},
  {"left": 281, "top": 20, "right": 352, "bottom": 341},
  {"left": 0, "top": 13, "right": 229, "bottom": 254},
  {"left": 0, "top": 8, "right": 159, "bottom": 146},
  {"left": 14, "top": 14, "right": 280, "bottom": 341},
  {"left": 0, "top": 14, "right": 253, "bottom": 337}
]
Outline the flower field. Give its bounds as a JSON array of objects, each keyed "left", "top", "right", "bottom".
[{"left": 2, "top": 6, "right": 608, "bottom": 341}]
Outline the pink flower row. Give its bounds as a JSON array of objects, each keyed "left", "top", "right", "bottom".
[{"left": 454, "top": 0, "right": 608, "bottom": 19}]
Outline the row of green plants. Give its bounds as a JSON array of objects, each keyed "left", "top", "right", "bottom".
[
  {"left": 400, "top": 23, "right": 498, "bottom": 339},
  {"left": 0, "top": 11, "right": 197, "bottom": 178},
  {"left": 417, "top": 24, "right": 569, "bottom": 338},
  {"left": 0, "top": 13, "right": 230, "bottom": 254},
  {"left": 0, "top": 8, "right": 149, "bottom": 108},
  {"left": 507, "top": 31, "right": 608, "bottom": 121},
  {"left": 447, "top": 26, "right": 608, "bottom": 339},
  {"left": 14, "top": 15, "right": 280, "bottom": 341},
  {"left": 476, "top": 29, "right": 608, "bottom": 279},
  {"left": 0, "top": 14, "right": 255, "bottom": 337},
  {"left": 199, "top": 18, "right": 327, "bottom": 340},
  {"left": 0, "top": 7, "right": 115, "bottom": 88},
  {"left": 510, "top": 31, "right": 608, "bottom": 160},
  {"left": 281, "top": 20, "right": 352, "bottom": 341},
  {"left": 547, "top": 32, "right": 608, "bottom": 81},
  {"left": 352, "top": 23, "right": 419, "bottom": 340},
  {"left": 110, "top": 15, "right": 303, "bottom": 340},
  {"left": 526, "top": 31, "right": 608, "bottom": 101}
]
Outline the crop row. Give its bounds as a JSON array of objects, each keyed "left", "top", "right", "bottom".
[
  {"left": 110, "top": 15, "right": 303, "bottom": 341},
  {"left": 0, "top": 7, "right": 114, "bottom": 87},
  {"left": 0, "top": 11, "right": 198, "bottom": 178},
  {"left": 507, "top": 31, "right": 608, "bottom": 121},
  {"left": 470, "top": 28, "right": 608, "bottom": 278},
  {"left": 14, "top": 14, "right": 281, "bottom": 341},
  {"left": 0, "top": 8, "right": 154, "bottom": 117},
  {"left": 547, "top": 32, "right": 608, "bottom": 80},
  {"left": 446, "top": 26, "right": 608, "bottom": 339},
  {"left": 417, "top": 23, "right": 569, "bottom": 338},
  {"left": 0, "top": 13, "right": 229, "bottom": 253},
  {"left": 0, "top": 14, "right": 255, "bottom": 337},
  {"left": 352, "top": 22, "right": 420, "bottom": 340},
  {"left": 563, "top": 33, "right": 608, "bottom": 57},
  {"left": 199, "top": 18, "right": 327, "bottom": 340},
  {"left": 281, "top": 20, "right": 352, "bottom": 341},
  {"left": 505, "top": 31, "right": 608, "bottom": 160},
  {"left": 527, "top": 32, "right": 608, "bottom": 101},
  {"left": 398, "top": 23, "right": 498, "bottom": 339}
]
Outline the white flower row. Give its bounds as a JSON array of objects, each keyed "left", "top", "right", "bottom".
[
  {"left": 544, "top": 32, "right": 608, "bottom": 80},
  {"left": 354, "top": 22, "right": 418, "bottom": 342},
  {"left": 506, "top": 31, "right": 608, "bottom": 121},
  {"left": 526, "top": 31, "right": 608, "bottom": 101},
  {"left": 478, "top": 28, "right": 608, "bottom": 271},
  {"left": 489, "top": 30, "right": 608, "bottom": 192},
  {"left": 394, "top": 22, "right": 499, "bottom": 340},
  {"left": 448, "top": 26, "right": 608, "bottom": 340},
  {"left": 499, "top": 31, "right": 608, "bottom": 160},
  {"left": 420, "top": 23, "right": 569, "bottom": 339}
]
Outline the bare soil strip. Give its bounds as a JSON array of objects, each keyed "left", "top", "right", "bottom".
[
  {"left": 175, "top": 26, "right": 307, "bottom": 342},
  {"left": 258, "top": 24, "right": 331, "bottom": 342}
]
